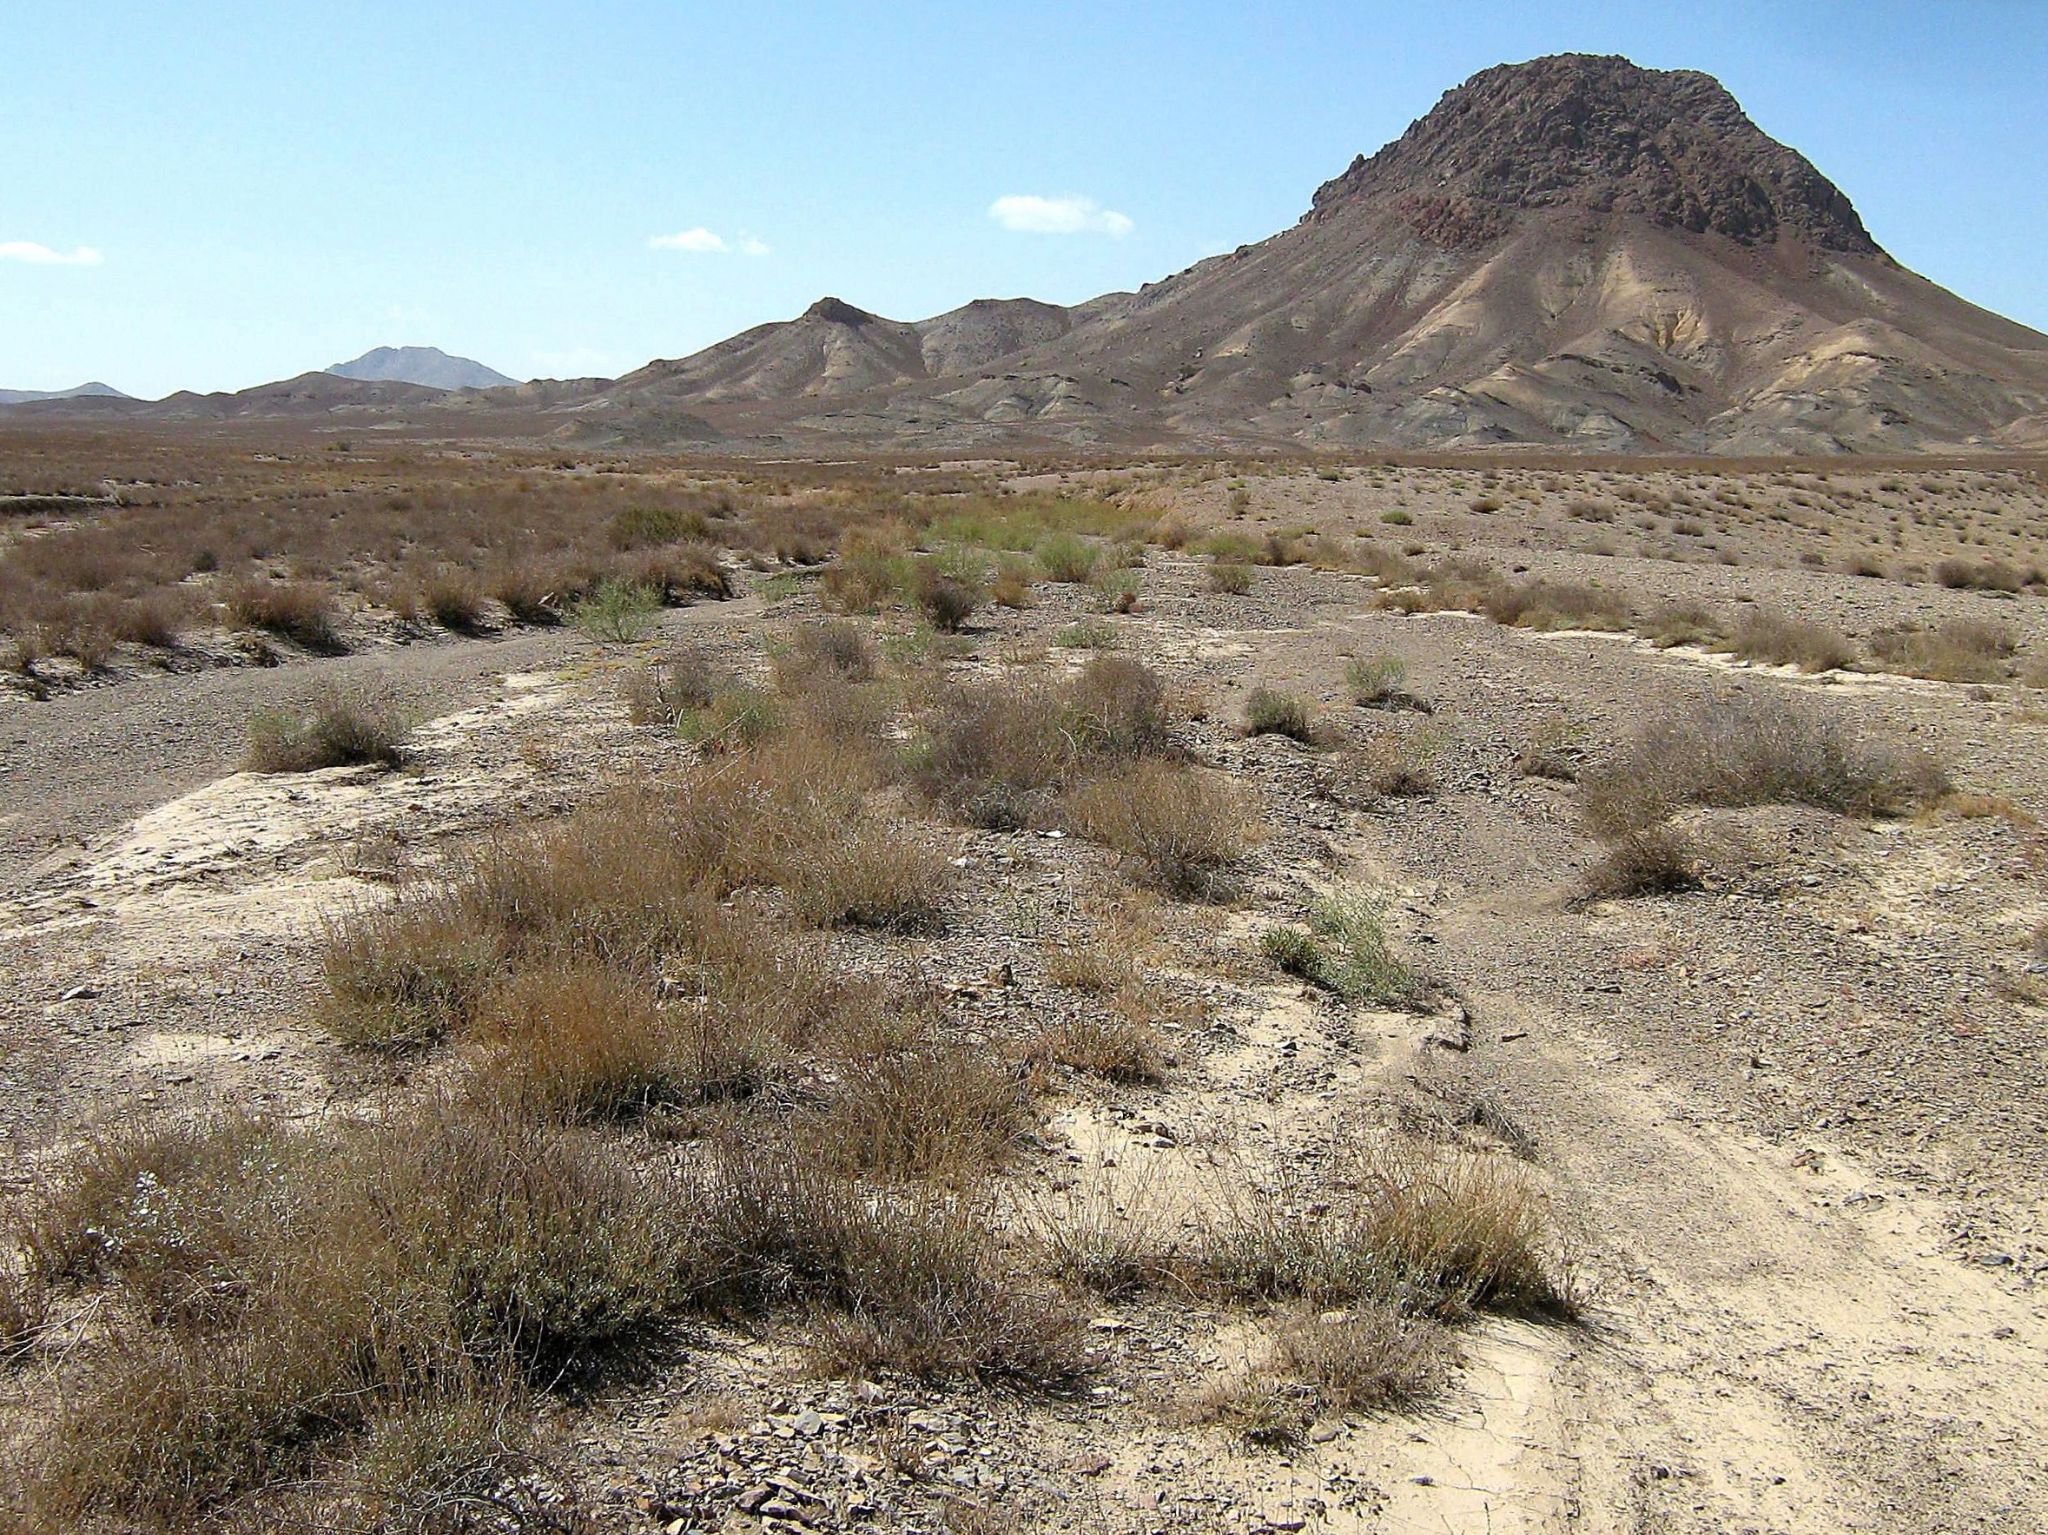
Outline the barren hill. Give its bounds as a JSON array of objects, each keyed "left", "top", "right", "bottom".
[
  {"left": 10, "top": 54, "right": 2045, "bottom": 453},
  {"left": 328, "top": 345, "right": 518, "bottom": 390}
]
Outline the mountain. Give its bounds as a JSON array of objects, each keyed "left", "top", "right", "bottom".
[
  {"left": 994, "top": 52, "right": 2048, "bottom": 452},
  {"left": 327, "top": 346, "right": 518, "bottom": 390},
  {"left": 0, "top": 381, "right": 130, "bottom": 406},
  {"left": 8, "top": 56, "right": 2045, "bottom": 453}
]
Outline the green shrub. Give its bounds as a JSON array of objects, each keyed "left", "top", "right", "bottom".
[
  {"left": 1245, "top": 687, "right": 1317, "bottom": 743},
  {"left": 570, "top": 581, "right": 660, "bottom": 644}
]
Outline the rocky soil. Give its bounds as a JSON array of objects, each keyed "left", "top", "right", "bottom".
[{"left": 2, "top": 468, "right": 2045, "bottom": 1534}]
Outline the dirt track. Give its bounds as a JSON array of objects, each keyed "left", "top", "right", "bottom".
[{"left": 1, "top": 534, "right": 2043, "bottom": 1532}]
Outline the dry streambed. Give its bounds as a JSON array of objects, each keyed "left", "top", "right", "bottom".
[{"left": 1, "top": 545, "right": 2044, "bottom": 1535}]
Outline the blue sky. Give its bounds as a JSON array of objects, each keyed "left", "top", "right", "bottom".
[{"left": 5, "top": 1, "right": 2044, "bottom": 397}]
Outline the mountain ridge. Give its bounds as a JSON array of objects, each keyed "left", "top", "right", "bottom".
[{"left": 9, "top": 54, "right": 2045, "bottom": 453}]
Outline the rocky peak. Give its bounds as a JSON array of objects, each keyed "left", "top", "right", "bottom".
[
  {"left": 802, "top": 296, "right": 880, "bottom": 326},
  {"left": 1310, "top": 53, "right": 1880, "bottom": 254}
]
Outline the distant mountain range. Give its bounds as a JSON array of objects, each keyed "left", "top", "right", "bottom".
[
  {"left": 326, "top": 346, "right": 518, "bottom": 390},
  {"left": 0, "top": 381, "right": 130, "bottom": 406},
  {"left": 8, "top": 55, "right": 2046, "bottom": 453}
]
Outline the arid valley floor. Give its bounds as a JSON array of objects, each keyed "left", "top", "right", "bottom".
[{"left": 1, "top": 440, "right": 2045, "bottom": 1535}]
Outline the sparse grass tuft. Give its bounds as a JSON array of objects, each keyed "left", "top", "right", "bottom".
[
  {"left": 245, "top": 683, "right": 408, "bottom": 773},
  {"left": 1244, "top": 687, "right": 1318, "bottom": 743},
  {"left": 1260, "top": 891, "right": 1418, "bottom": 1006}
]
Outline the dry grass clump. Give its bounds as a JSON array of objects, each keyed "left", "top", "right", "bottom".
[
  {"left": 1935, "top": 557, "right": 2026, "bottom": 593},
  {"left": 1321, "top": 725, "right": 1445, "bottom": 804},
  {"left": 1580, "top": 690, "right": 1951, "bottom": 840},
  {"left": 1029, "top": 1014, "right": 1166, "bottom": 1084},
  {"left": 777, "top": 618, "right": 877, "bottom": 685},
  {"left": 1576, "top": 825, "right": 1702, "bottom": 902},
  {"left": 1727, "top": 608, "right": 1856, "bottom": 672},
  {"left": 1869, "top": 619, "right": 2016, "bottom": 683},
  {"left": 226, "top": 578, "right": 345, "bottom": 653},
  {"left": 807, "top": 1044, "right": 1029, "bottom": 1180},
  {"left": 1198, "top": 1139, "right": 1570, "bottom": 1318},
  {"left": 1208, "top": 558, "right": 1255, "bottom": 594},
  {"left": 622, "top": 640, "right": 724, "bottom": 726},
  {"left": 1260, "top": 890, "right": 1420, "bottom": 1006},
  {"left": 1244, "top": 686, "right": 1319, "bottom": 743},
  {"left": 1480, "top": 577, "right": 1630, "bottom": 632},
  {"left": 910, "top": 656, "right": 1175, "bottom": 829},
  {"left": 915, "top": 560, "right": 984, "bottom": 631},
  {"left": 1643, "top": 600, "right": 1723, "bottom": 649},
  {"left": 14, "top": 1098, "right": 699, "bottom": 1527},
  {"left": 470, "top": 963, "right": 734, "bottom": 1119},
  {"left": 695, "top": 1146, "right": 1081, "bottom": 1384},
  {"left": 1345, "top": 652, "right": 1421, "bottom": 709},
  {"left": 1062, "top": 760, "right": 1263, "bottom": 897},
  {"left": 1199, "top": 1303, "right": 1447, "bottom": 1443},
  {"left": 244, "top": 683, "right": 408, "bottom": 773},
  {"left": 1035, "top": 532, "right": 1099, "bottom": 584},
  {"left": 323, "top": 726, "right": 929, "bottom": 1050}
]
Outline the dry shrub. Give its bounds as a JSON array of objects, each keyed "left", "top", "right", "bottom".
[
  {"left": 777, "top": 619, "right": 877, "bottom": 685},
  {"left": 620, "top": 542, "right": 733, "bottom": 602},
  {"left": 1728, "top": 608, "right": 1856, "bottom": 672},
  {"left": 1200, "top": 1302, "right": 1447, "bottom": 1442},
  {"left": 1244, "top": 687, "right": 1318, "bottom": 743},
  {"left": 989, "top": 557, "right": 1035, "bottom": 609},
  {"left": 1869, "top": 619, "right": 2015, "bottom": 683},
  {"left": 471, "top": 964, "right": 741, "bottom": 1118},
  {"left": 1035, "top": 532, "right": 1098, "bottom": 583},
  {"left": 1580, "top": 691, "right": 1950, "bottom": 839},
  {"left": 911, "top": 657, "right": 1174, "bottom": 830},
  {"left": 809, "top": 1045, "right": 1029, "bottom": 1180},
  {"left": 1481, "top": 577, "right": 1631, "bottom": 632},
  {"left": 1198, "top": 1139, "right": 1568, "bottom": 1317},
  {"left": 1643, "top": 600, "right": 1722, "bottom": 649},
  {"left": 1062, "top": 761, "right": 1262, "bottom": 897},
  {"left": 1259, "top": 890, "right": 1419, "bottom": 1006},
  {"left": 227, "top": 578, "right": 345, "bottom": 653},
  {"left": 1322, "top": 726, "right": 1444, "bottom": 804},
  {"left": 1208, "top": 559, "right": 1255, "bottom": 594},
  {"left": 776, "top": 816, "right": 952, "bottom": 931},
  {"left": 621, "top": 640, "right": 725, "bottom": 726},
  {"left": 696, "top": 1146, "right": 1081, "bottom": 1384},
  {"left": 245, "top": 683, "right": 408, "bottom": 773},
  {"left": 1935, "top": 557, "right": 2023, "bottom": 593},
  {"left": 16, "top": 1098, "right": 699, "bottom": 1526},
  {"left": 1028, "top": 1014, "right": 1164, "bottom": 1084},
  {"left": 321, "top": 895, "right": 508, "bottom": 1049},
  {"left": 1576, "top": 825, "right": 1701, "bottom": 902},
  {"left": 914, "top": 562, "right": 983, "bottom": 631},
  {"left": 416, "top": 565, "right": 487, "bottom": 632},
  {"left": 1270, "top": 1303, "right": 1448, "bottom": 1414}
]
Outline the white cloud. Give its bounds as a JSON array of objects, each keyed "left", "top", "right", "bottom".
[
  {"left": 987, "top": 194, "right": 1133, "bottom": 237},
  {"left": 648, "top": 227, "right": 770, "bottom": 256},
  {"left": 0, "top": 241, "right": 103, "bottom": 266}
]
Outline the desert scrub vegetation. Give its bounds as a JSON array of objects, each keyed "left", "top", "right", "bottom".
[
  {"left": 1579, "top": 689, "right": 1951, "bottom": 841},
  {"left": 7, "top": 1096, "right": 1080, "bottom": 1528},
  {"left": 907, "top": 654, "right": 1174, "bottom": 829},
  {"left": 569, "top": 578, "right": 661, "bottom": 644},
  {"left": 1244, "top": 686, "right": 1319, "bottom": 744},
  {"left": 1727, "top": 607, "right": 1857, "bottom": 672},
  {"left": 243, "top": 682, "right": 408, "bottom": 773},
  {"left": 1062, "top": 759, "right": 1264, "bottom": 897},
  {"left": 1322, "top": 723, "right": 1447, "bottom": 804},
  {"left": 1261, "top": 890, "right": 1422, "bottom": 1005},
  {"left": 226, "top": 577, "right": 345, "bottom": 653},
  {"left": 1345, "top": 651, "right": 1423, "bottom": 709},
  {"left": 1869, "top": 618, "right": 2017, "bottom": 683}
]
